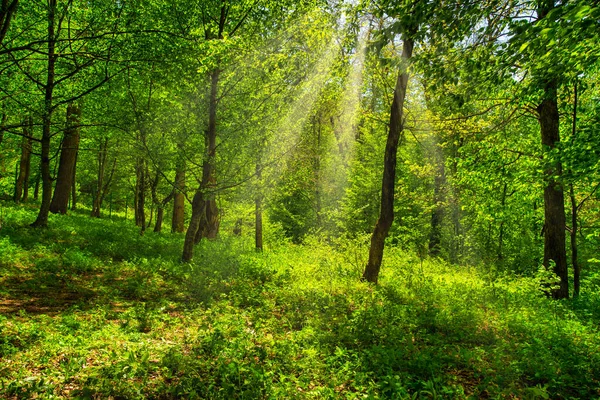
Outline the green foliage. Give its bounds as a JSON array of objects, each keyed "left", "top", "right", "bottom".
[{"left": 1, "top": 203, "right": 600, "bottom": 398}]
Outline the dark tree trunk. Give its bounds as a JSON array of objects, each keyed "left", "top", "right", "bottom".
[
  {"left": 14, "top": 117, "right": 33, "bottom": 203},
  {"left": 154, "top": 207, "right": 164, "bottom": 232},
  {"left": 135, "top": 159, "right": 146, "bottom": 230},
  {"left": 171, "top": 161, "right": 185, "bottom": 233},
  {"left": 199, "top": 68, "right": 221, "bottom": 240},
  {"left": 34, "top": 171, "right": 40, "bottom": 200},
  {"left": 538, "top": 79, "right": 568, "bottom": 299},
  {"left": 182, "top": 6, "right": 227, "bottom": 261},
  {"left": 428, "top": 160, "right": 445, "bottom": 257},
  {"left": 71, "top": 152, "right": 78, "bottom": 210},
  {"left": 50, "top": 103, "right": 81, "bottom": 214},
  {"left": 182, "top": 191, "right": 205, "bottom": 262},
  {"left": 255, "top": 161, "right": 263, "bottom": 251},
  {"left": 0, "top": 0, "right": 18, "bottom": 46},
  {"left": 363, "top": 37, "right": 413, "bottom": 283},
  {"left": 32, "top": 0, "right": 57, "bottom": 228}
]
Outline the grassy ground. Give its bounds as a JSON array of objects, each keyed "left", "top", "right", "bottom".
[{"left": 1, "top": 201, "right": 599, "bottom": 399}]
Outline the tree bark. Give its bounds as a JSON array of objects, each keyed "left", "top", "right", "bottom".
[
  {"left": 363, "top": 37, "right": 413, "bottom": 284},
  {"left": 171, "top": 160, "right": 186, "bottom": 233},
  {"left": 14, "top": 117, "right": 33, "bottom": 203},
  {"left": 31, "top": 0, "right": 57, "bottom": 228},
  {"left": 182, "top": 191, "right": 205, "bottom": 262},
  {"left": 538, "top": 79, "right": 568, "bottom": 299},
  {"left": 71, "top": 152, "right": 78, "bottom": 210},
  {"left": 135, "top": 158, "right": 146, "bottom": 230},
  {"left": 91, "top": 139, "right": 108, "bottom": 217},
  {"left": 50, "top": 103, "right": 81, "bottom": 214},
  {"left": 0, "top": 0, "right": 18, "bottom": 46}
]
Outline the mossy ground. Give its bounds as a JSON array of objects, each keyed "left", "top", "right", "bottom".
[{"left": 1, "top": 201, "right": 599, "bottom": 399}]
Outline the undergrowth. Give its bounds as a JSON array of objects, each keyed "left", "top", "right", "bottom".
[{"left": 0, "top": 201, "right": 599, "bottom": 399}]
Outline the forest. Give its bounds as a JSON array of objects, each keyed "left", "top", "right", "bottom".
[{"left": 0, "top": 0, "right": 599, "bottom": 398}]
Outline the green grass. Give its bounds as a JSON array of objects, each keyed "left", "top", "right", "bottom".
[{"left": 0, "top": 201, "right": 599, "bottom": 399}]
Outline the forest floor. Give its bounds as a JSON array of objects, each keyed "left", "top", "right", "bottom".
[{"left": 1, "top": 201, "right": 599, "bottom": 399}]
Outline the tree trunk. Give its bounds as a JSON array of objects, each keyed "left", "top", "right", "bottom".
[
  {"left": 363, "top": 37, "right": 414, "bottom": 283},
  {"left": 135, "top": 158, "right": 146, "bottom": 230},
  {"left": 199, "top": 68, "right": 221, "bottom": 240},
  {"left": 182, "top": 191, "right": 205, "bottom": 262},
  {"left": 428, "top": 159, "right": 445, "bottom": 256},
  {"left": 14, "top": 117, "right": 33, "bottom": 203},
  {"left": 0, "top": 0, "right": 18, "bottom": 46},
  {"left": 154, "top": 207, "right": 164, "bottom": 232},
  {"left": 255, "top": 161, "right": 263, "bottom": 251},
  {"left": 171, "top": 161, "right": 186, "bottom": 233},
  {"left": 71, "top": 152, "right": 78, "bottom": 210},
  {"left": 538, "top": 79, "right": 568, "bottom": 299},
  {"left": 34, "top": 171, "right": 40, "bottom": 200},
  {"left": 49, "top": 103, "right": 81, "bottom": 214},
  {"left": 31, "top": 0, "right": 57, "bottom": 228}
]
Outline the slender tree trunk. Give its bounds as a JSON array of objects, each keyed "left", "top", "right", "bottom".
[
  {"left": 363, "top": 37, "right": 413, "bottom": 283},
  {"left": 171, "top": 161, "right": 186, "bottom": 233},
  {"left": 538, "top": 79, "right": 568, "bottom": 299},
  {"left": 255, "top": 161, "right": 263, "bottom": 251},
  {"left": 154, "top": 207, "right": 164, "bottom": 232},
  {"left": 50, "top": 103, "right": 81, "bottom": 214},
  {"left": 14, "top": 117, "right": 33, "bottom": 203},
  {"left": 34, "top": 171, "right": 40, "bottom": 200},
  {"left": 135, "top": 158, "right": 146, "bottom": 230},
  {"left": 31, "top": 0, "right": 57, "bottom": 228}
]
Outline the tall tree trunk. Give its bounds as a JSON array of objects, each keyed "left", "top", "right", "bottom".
[
  {"left": 171, "top": 160, "right": 186, "bottom": 233},
  {"left": 428, "top": 160, "right": 445, "bottom": 257},
  {"left": 32, "top": 0, "right": 57, "bottom": 228},
  {"left": 0, "top": 0, "right": 18, "bottom": 46},
  {"left": 71, "top": 152, "right": 78, "bottom": 210},
  {"left": 14, "top": 117, "right": 33, "bottom": 203},
  {"left": 50, "top": 103, "right": 81, "bottom": 214},
  {"left": 200, "top": 68, "right": 221, "bottom": 240},
  {"left": 363, "top": 37, "right": 413, "bottom": 283},
  {"left": 34, "top": 171, "right": 40, "bottom": 200},
  {"left": 255, "top": 161, "right": 263, "bottom": 251},
  {"left": 538, "top": 79, "right": 568, "bottom": 299}
]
